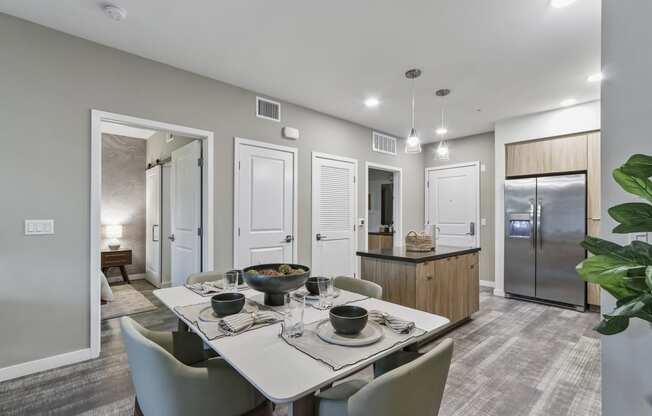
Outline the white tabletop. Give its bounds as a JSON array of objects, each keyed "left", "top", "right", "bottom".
[{"left": 154, "top": 286, "right": 449, "bottom": 404}]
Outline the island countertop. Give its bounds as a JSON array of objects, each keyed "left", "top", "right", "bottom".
[{"left": 356, "top": 245, "right": 480, "bottom": 263}]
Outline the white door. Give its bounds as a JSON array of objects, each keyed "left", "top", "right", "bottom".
[
  {"left": 312, "top": 153, "right": 357, "bottom": 277},
  {"left": 145, "top": 165, "right": 162, "bottom": 287},
  {"left": 426, "top": 163, "right": 479, "bottom": 247},
  {"left": 235, "top": 141, "right": 295, "bottom": 269},
  {"left": 170, "top": 141, "right": 202, "bottom": 286}
]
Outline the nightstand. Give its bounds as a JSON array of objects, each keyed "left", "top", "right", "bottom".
[{"left": 101, "top": 248, "right": 132, "bottom": 283}]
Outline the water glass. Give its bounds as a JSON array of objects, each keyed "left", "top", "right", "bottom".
[
  {"left": 282, "top": 294, "right": 305, "bottom": 338},
  {"left": 317, "top": 276, "right": 333, "bottom": 309},
  {"left": 223, "top": 270, "right": 241, "bottom": 292}
]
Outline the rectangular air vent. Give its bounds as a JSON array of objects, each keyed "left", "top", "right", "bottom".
[
  {"left": 256, "top": 96, "right": 281, "bottom": 122},
  {"left": 372, "top": 131, "right": 397, "bottom": 155}
]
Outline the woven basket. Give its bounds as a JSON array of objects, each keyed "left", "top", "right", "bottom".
[{"left": 405, "top": 231, "right": 434, "bottom": 252}]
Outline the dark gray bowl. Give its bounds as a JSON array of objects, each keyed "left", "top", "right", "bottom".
[
  {"left": 305, "top": 276, "right": 329, "bottom": 296},
  {"left": 329, "top": 305, "right": 368, "bottom": 335},
  {"left": 243, "top": 264, "right": 310, "bottom": 306},
  {"left": 211, "top": 292, "right": 245, "bottom": 316}
]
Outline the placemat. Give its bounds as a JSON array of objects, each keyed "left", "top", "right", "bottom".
[
  {"left": 185, "top": 281, "right": 249, "bottom": 297},
  {"left": 174, "top": 300, "right": 281, "bottom": 340},
  {"left": 280, "top": 318, "right": 425, "bottom": 371}
]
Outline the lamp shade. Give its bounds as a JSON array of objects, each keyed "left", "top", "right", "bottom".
[{"left": 104, "top": 224, "right": 123, "bottom": 239}]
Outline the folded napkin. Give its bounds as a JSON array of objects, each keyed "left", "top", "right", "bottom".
[
  {"left": 218, "top": 311, "right": 280, "bottom": 335},
  {"left": 369, "top": 310, "right": 415, "bottom": 334},
  {"left": 186, "top": 282, "right": 220, "bottom": 296}
]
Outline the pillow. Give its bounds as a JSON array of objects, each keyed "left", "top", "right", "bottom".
[{"left": 100, "top": 271, "right": 114, "bottom": 302}]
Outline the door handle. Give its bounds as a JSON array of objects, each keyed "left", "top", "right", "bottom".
[
  {"left": 529, "top": 199, "right": 535, "bottom": 250},
  {"left": 466, "top": 222, "right": 475, "bottom": 236},
  {"left": 316, "top": 233, "right": 327, "bottom": 241},
  {"left": 284, "top": 235, "right": 294, "bottom": 243},
  {"left": 537, "top": 199, "right": 543, "bottom": 249},
  {"left": 168, "top": 234, "right": 175, "bottom": 242}
]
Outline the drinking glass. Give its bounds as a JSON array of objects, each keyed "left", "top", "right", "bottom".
[
  {"left": 317, "top": 276, "right": 333, "bottom": 309},
  {"left": 282, "top": 294, "right": 305, "bottom": 338},
  {"left": 223, "top": 270, "right": 241, "bottom": 293}
]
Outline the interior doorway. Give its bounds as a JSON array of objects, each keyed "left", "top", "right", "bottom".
[
  {"left": 90, "top": 110, "right": 214, "bottom": 358},
  {"left": 364, "top": 162, "right": 403, "bottom": 250}
]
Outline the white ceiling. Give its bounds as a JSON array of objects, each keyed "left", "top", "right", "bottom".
[{"left": 0, "top": 0, "right": 601, "bottom": 142}]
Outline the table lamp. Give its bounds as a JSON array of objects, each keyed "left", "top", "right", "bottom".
[{"left": 105, "top": 224, "right": 123, "bottom": 250}]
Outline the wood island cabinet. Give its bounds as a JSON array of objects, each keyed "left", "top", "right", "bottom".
[{"left": 359, "top": 249, "right": 480, "bottom": 325}]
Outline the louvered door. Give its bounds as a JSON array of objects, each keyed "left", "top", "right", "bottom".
[{"left": 312, "top": 153, "right": 357, "bottom": 277}]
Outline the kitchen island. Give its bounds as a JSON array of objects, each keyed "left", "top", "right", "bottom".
[{"left": 357, "top": 246, "right": 481, "bottom": 326}]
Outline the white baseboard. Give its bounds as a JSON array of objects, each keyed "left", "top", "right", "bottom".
[
  {"left": 480, "top": 280, "right": 495, "bottom": 288},
  {"left": 493, "top": 288, "right": 505, "bottom": 297},
  {"left": 0, "top": 348, "right": 94, "bottom": 382}
]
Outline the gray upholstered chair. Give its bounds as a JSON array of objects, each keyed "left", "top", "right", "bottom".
[
  {"left": 121, "top": 317, "right": 270, "bottom": 416},
  {"left": 333, "top": 276, "right": 382, "bottom": 299},
  {"left": 315, "top": 338, "right": 453, "bottom": 416},
  {"left": 186, "top": 270, "right": 224, "bottom": 285}
]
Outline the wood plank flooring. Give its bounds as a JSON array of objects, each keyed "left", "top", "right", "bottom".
[{"left": 0, "top": 284, "right": 600, "bottom": 416}]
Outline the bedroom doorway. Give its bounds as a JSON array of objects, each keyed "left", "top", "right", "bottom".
[
  {"left": 90, "top": 110, "right": 214, "bottom": 358},
  {"left": 364, "top": 162, "right": 403, "bottom": 250}
]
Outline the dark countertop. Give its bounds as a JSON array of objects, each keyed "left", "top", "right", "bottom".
[
  {"left": 356, "top": 245, "right": 480, "bottom": 263},
  {"left": 368, "top": 231, "right": 394, "bottom": 236}
]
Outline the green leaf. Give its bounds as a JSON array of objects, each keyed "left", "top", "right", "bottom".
[
  {"left": 624, "top": 276, "right": 649, "bottom": 293},
  {"left": 609, "top": 294, "right": 652, "bottom": 317},
  {"left": 609, "top": 203, "right": 652, "bottom": 233},
  {"left": 621, "top": 154, "right": 652, "bottom": 179},
  {"left": 646, "top": 266, "right": 652, "bottom": 290},
  {"left": 595, "top": 315, "right": 629, "bottom": 335},
  {"left": 613, "top": 168, "right": 652, "bottom": 203},
  {"left": 581, "top": 236, "right": 624, "bottom": 256},
  {"left": 630, "top": 241, "right": 652, "bottom": 264},
  {"left": 576, "top": 255, "right": 644, "bottom": 299}
]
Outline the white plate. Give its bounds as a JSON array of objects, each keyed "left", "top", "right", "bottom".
[
  {"left": 198, "top": 302, "right": 257, "bottom": 322},
  {"left": 294, "top": 288, "right": 341, "bottom": 302},
  {"left": 316, "top": 320, "right": 383, "bottom": 347}
]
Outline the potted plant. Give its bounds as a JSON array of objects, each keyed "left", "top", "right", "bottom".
[{"left": 577, "top": 154, "right": 652, "bottom": 335}]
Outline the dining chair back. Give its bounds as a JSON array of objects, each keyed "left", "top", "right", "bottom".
[
  {"left": 186, "top": 271, "right": 224, "bottom": 285},
  {"left": 121, "top": 317, "right": 267, "bottom": 416},
  {"left": 333, "top": 276, "right": 382, "bottom": 299},
  {"left": 317, "top": 338, "right": 453, "bottom": 416}
]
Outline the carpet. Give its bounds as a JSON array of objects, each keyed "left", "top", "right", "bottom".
[{"left": 101, "top": 284, "right": 157, "bottom": 320}]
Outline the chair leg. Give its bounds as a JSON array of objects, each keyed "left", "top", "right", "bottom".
[{"left": 134, "top": 397, "right": 144, "bottom": 416}]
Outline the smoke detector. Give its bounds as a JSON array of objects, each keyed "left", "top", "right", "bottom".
[{"left": 103, "top": 4, "right": 127, "bottom": 22}]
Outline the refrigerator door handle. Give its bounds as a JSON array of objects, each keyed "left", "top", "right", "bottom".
[
  {"left": 537, "top": 199, "right": 543, "bottom": 249},
  {"left": 529, "top": 199, "right": 536, "bottom": 250}
]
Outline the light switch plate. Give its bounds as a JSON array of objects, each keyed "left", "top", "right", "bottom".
[
  {"left": 25, "top": 219, "right": 54, "bottom": 235},
  {"left": 481, "top": 218, "right": 487, "bottom": 226}
]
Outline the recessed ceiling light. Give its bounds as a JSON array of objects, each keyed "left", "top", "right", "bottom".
[
  {"left": 435, "top": 127, "right": 448, "bottom": 136},
  {"left": 103, "top": 4, "right": 127, "bottom": 21},
  {"left": 550, "top": 0, "right": 576, "bottom": 8},
  {"left": 560, "top": 98, "right": 577, "bottom": 107},
  {"left": 587, "top": 72, "right": 603, "bottom": 83},
  {"left": 364, "top": 97, "right": 380, "bottom": 108}
]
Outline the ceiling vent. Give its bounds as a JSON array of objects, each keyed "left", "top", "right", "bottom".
[
  {"left": 256, "top": 97, "right": 281, "bottom": 122},
  {"left": 372, "top": 131, "right": 397, "bottom": 156}
]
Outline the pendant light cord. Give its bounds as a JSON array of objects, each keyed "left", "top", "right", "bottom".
[{"left": 411, "top": 78, "right": 416, "bottom": 129}]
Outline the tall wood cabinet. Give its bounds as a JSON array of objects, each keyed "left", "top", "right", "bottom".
[{"left": 505, "top": 131, "right": 602, "bottom": 306}]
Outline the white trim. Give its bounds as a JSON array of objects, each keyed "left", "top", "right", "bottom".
[
  {"left": 424, "top": 161, "right": 481, "bottom": 248},
  {"left": 0, "top": 348, "right": 93, "bottom": 382},
  {"left": 480, "top": 280, "right": 495, "bottom": 288},
  {"left": 90, "top": 110, "right": 214, "bottom": 361},
  {"left": 255, "top": 96, "right": 281, "bottom": 122},
  {"left": 233, "top": 137, "right": 299, "bottom": 268},
  {"left": 364, "top": 162, "right": 403, "bottom": 250},
  {"left": 311, "top": 152, "right": 359, "bottom": 277}
]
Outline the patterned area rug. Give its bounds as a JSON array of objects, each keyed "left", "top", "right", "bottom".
[{"left": 101, "top": 284, "right": 157, "bottom": 320}]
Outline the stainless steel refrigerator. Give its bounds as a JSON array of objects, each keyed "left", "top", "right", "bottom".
[{"left": 504, "top": 173, "right": 586, "bottom": 309}]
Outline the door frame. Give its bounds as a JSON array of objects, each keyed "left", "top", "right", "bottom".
[
  {"left": 233, "top": 137, "right": 298, "bottom": 269},
  {"left": 311, "top": 152, "right": 359, "bottom": 276},
  {"left": 91, "top": 109, "right": 214, "bottom": 358},
  {"left": 424, "top": 161, "right": 481, "bottom": 247},
  {"left": 364, "top": 162, "right": 403, "bottom": 249}
]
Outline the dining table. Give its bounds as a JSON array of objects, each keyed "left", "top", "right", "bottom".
[{"left": 154, "top": 285, "right": 450, "bottom": 416}]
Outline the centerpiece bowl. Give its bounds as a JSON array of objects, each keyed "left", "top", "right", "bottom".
[{"left": 243, "top": 263, "right": 311, "bottom": 306}]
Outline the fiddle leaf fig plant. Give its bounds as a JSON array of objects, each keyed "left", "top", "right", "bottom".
[{"left": 577, "top": 154, "right": 652, "bottom": 335}]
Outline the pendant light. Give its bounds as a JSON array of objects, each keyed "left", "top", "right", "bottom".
[
  {"left": 404, "top": 69, "right": 422, "bottom": 154},
  {"left": 435, "top": 88, "right": 450, "bottom": 160}
]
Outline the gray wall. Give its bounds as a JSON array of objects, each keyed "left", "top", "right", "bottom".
[
  {"left": 602, "top": 2, "right": 652, "bottom": 414},
  {"left": 423, "top": 132, "right": 495, "bottom": 282},
  {"left": 101, "top": 134, "right": 146, "bottom": 279},
  {"left": 146, "top": 132, "right": 196, "bottom": 166},
  {"left": 0, "top": 13, "right": 424, "bottom": 368}
]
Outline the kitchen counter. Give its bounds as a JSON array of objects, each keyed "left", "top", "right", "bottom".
[
  {"left": 357, "top": 245, "right": 480, "bottom": 263},
  {"left": 368, "top": 231, "right": 394, "bottom": 236}
]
